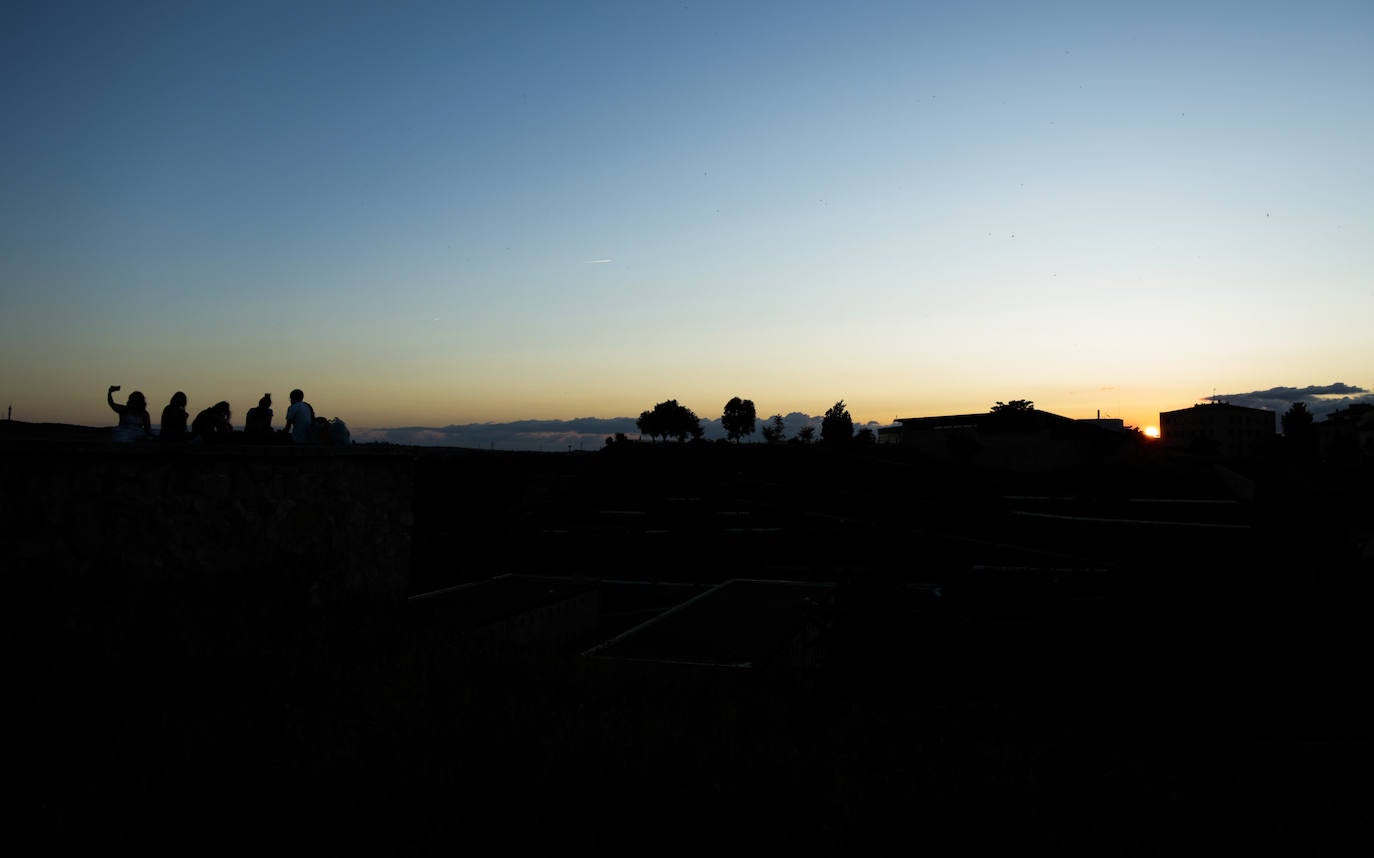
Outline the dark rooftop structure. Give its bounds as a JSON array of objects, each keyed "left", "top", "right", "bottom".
[
  {"left": 880, "top": 408, "right": 1126, "bottom": 436},
  {"left": 583, "top": 579, "right": 833, "bottom": 677},
  {"left": 876, "top": 408, "right": 1133, "bottom": 469},
  {"left": 411, "top": 574, "right": 593, "bottom": 622},
  {"left": 409, "top": 574, "right": 601, "bottom": 659},
  {"left": 1315, "top": 403, "right": 1374, "bottom": 463},
  {"left": 1159, "top": 402, "right": 1273, "bottom": 458}
]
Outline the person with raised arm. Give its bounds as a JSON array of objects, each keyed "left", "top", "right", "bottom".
[{"left": 107, "top": 385, "right": 152, "bottom": 442}]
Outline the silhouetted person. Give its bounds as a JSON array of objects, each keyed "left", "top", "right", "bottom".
[
  {"left": 244, "top": 393, "right": 274, "bottom": 440},
  {"left": 160, "top": 391, "right": 189, "bottom": 441},
  {"left": 192, "top": 401, "right": 233, "bottom": 442},
  {"left": 285, "top": 389, "right": 314, "bottom": 444},
  {"left": 108, "top": 385, "right": 152, "bottom": 442},
  {"left": 309, "top": 415, "right": 331, "bottom": 445}
]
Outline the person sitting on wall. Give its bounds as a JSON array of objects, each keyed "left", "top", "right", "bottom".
[
  {"left": 160, "top": 391, "right": 190, "bottom": 441},
  {"left": 191, "top": 401, "right": 234, "bottom": 442},
  {"left": 244, "top": 393, "right": 274, "bottom": 441},
  {"left": 107, "top": 385, "right": 152, "bottom": 442},
  {"left": 284, "top": 389, "right": 314, "bottom": 445}
]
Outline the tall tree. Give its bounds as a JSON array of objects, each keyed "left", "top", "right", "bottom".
[
  {"left": 761, "top": 414, "right": 787, "bottom": 444},
  {"left": 636, "top": 407, "right": 663, "bottom": 442},
  {"left": 637, "top": 399, "right": 700, "bottom": 443},
  {"left": 721, "top": 397, "right": 757, "bottom": 443},
  {"left": 1281, "top": 401, "right": 1314, "bottom": 453},
  {"left": 1281, "top": 401, "right": 1312, "bottom": 435},
  {"left": 821, "top": 400, "right": 853, "bottom": 445},
  {"left": 796, "top": 426, "right": 816, "bottom": 445}
]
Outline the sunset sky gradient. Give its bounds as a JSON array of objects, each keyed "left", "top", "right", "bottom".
[{"left": 3, "top": 1, "right": 1372, "bottom": 436}]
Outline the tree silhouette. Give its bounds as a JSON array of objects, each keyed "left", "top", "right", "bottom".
[
  {"left": 637, "top": 399, "right": 701, "bottom": 443},
  {"left": 1281, "top": 401, "right": 1312, "bottom": 435},
  {"left": 721, "top": 397, "right": 757, "bottom": 443},
  {"left": 854, "top": 426, "right": 876, "bottom": 446},
  {"left": 1282, "top": 401, "right": 1314, "bottom": 454},
  {"left": 636, "top": 407, "right": 662, "bottom": 441},
  {"left": 821, "top": 400, "right": 853, "bottom": 445},
  {"left": 761, "top": 414, "right": 787, "bottom": 444},
  {"left": 990, "top": 398, "right": 1036, "bottom": 431},
  {"left": 796, "top": 426, "right": 816, "bottom": 445}
]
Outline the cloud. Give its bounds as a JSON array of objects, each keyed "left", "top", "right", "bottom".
[
  {"left": 350, "top": 412, "right": 853, "bottom": 450},
  {"left": 352, "top": 417, "right": 640, "bottom": 451},
  {"left": 1216, "top": 383, "right": 1368, "bottom": 399},
  {"left": 586, "top": 258, "right": 613, "bottom": 264},
  {"left": 1205, "top": 382, "right": 1374, "bottom": 428}
]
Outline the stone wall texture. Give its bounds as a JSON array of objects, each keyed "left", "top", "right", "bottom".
[{"left": 4, "top": 444, "right": 415, "bottom": 654}]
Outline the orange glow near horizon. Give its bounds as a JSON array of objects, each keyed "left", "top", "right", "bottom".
[{"left": 1144, "top": 426, "right": 1160, "bottom": 438}]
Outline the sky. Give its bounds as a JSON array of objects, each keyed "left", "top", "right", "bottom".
[{"left": 3, "top": 0, "right": 1372, "bottom": 439}]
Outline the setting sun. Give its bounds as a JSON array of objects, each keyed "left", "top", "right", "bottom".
[{"left": 1144, "top": 426, "right": 1160, "bottom": 439}]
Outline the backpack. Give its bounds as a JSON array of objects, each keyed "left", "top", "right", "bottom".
[
  {"left": 306, "top": 415, "right": 350, "bottom": 446},
  {"left": 328, "top": 417, "right": 350, "bottom": 446}
]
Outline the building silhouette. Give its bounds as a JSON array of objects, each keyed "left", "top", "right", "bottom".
[
  {"left": 877, "top": 408, "right": 1132, "bottom": 469},
  {"left": 1159, "top": 402, "right": 1273, "bottom": 458},
  {"left": 1314, "top": 403, "right": 1374, "bottom": 463}
]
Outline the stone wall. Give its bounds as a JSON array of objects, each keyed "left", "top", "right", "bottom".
[{"left": 4, "top": 443, "right": 415, "bottom": 654}]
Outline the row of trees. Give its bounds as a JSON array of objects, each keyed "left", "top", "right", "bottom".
[
  {"left": 635, "top": 397, "right": 873, "bottom": 446},
  {"left": 627, "top": 397, "right": 1350, "bottom": 452}
]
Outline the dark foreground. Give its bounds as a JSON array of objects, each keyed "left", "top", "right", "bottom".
[{"left": 7, "top": 434, "right": 1370, "bottom": 852}]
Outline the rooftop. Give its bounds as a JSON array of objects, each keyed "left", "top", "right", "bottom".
[
  {"left": 409, "top": 574, "right": 598, "bottom": 629},
  {"left": 1161, "top": 402, "right": 1273, "bottom": 416},
  {"left": 584, "top": 578, "right": 833, "bottom": 668}
]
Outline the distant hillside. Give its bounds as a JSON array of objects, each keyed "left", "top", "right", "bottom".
[{"left": 0, "top": 420, "right": 110, "bottom": 442}]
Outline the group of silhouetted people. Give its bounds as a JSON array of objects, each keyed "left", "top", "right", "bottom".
[{"left": 107, "top": 385, "right": 334, "bottom": 444}]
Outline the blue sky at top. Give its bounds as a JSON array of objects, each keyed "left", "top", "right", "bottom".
[{"left": 3, "top": 1, "right": 1371, "bottom": 431}]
